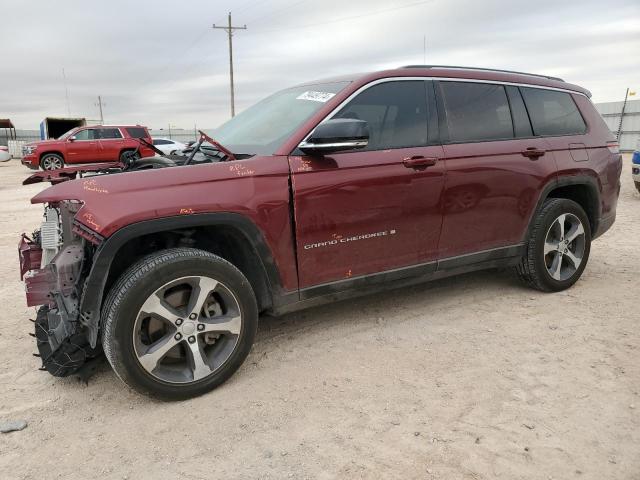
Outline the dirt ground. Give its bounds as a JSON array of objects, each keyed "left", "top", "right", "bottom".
[{"left": 0, "top": 157, "right": 638, "bottom": 480}]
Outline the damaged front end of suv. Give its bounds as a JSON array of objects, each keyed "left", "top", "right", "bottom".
[{"left": 20, "top": 200, "right": 103, "bottom": 377}]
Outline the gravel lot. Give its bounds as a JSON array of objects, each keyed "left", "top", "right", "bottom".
[{"left": 0, "top": 157, "right": 638, "bottom": 480}]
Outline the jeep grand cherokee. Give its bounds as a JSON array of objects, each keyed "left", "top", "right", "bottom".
[{"left": 19, "top": 65, "right": 622, "bottom": 399}]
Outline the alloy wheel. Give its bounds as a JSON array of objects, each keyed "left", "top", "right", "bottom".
[
  {"left": 42, "top": 155, "right": 63, "bottom": 170},
  {"left": 543, "top": 213, "right": 586, "bottom": 281},
  {"left": 133, "top": 275, "right": 242, "bottom": 384}
]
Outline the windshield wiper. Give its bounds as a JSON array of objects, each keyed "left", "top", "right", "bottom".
[{"left": 184, "top": 130, "right": 236, "bottom": 165}]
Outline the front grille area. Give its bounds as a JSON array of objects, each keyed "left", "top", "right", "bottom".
[{"left": 40, "top": 207, "right": 62, "bottom": 266}]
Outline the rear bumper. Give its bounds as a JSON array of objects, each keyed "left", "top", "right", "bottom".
[{"left": 594, "top": 213, "right": 616, "bottom": 240}]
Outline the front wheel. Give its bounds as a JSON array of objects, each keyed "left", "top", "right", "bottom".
[
  {"left": 40, "top": 153, "right": 64, "bottom": 170},
  {"left": 101, "top": 248, "right": 258, "bottom": 400},
  {"left": 517, "top": 198, "right": 591, "bottom": 292}
]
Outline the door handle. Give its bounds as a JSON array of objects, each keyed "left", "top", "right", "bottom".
[
  {"left": 521, "top": 147, "right": 546, "bottom": 159},
  {"left": 402, "top": 156, "right": 438, "bottom": 168}
]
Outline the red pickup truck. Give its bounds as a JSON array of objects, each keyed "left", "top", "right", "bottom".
[
  {"left": 21, "top": 125, "right": 155, "bottom": 170},
  {"left": 19, "top": 66, "right": 621, "bottom": 400}
]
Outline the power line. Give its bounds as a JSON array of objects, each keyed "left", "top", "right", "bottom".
[
  {"left": 231, "top": 0, "right": 271, "bottom": 16},
  {"left": 213, "top": 12, "right": 247, "bottom": 117},
  {"left": 243, "top": 0, "right": 313, "bottom": 25},
  {"left": 247, "top": 0, "right": 433, "bottom": 35}
]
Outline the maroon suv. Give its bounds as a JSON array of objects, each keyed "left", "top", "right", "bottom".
[
  {"left": 21, "top": 125, "right": 155, "bottom": 170},
  {"left": 18, "top": 66, "right": 622, "bottom": 399}
]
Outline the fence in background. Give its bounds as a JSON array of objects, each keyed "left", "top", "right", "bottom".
[
  {"left": 0, "top": 129, "right": 40, "bottom": 147},
  {"left": 595, "top": 99, "right": 640, "bottom": 152}
]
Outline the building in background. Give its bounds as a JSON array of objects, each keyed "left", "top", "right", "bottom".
[{"left": 595, "top": 99, "right": 640, "bottom": 152}]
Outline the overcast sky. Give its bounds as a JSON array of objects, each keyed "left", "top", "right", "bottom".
[{"left": 1, "top": 0, "right": 638, "bottom": 131}]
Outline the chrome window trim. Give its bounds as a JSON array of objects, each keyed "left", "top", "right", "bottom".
[
  {"left": 298, "top": 140, "right": 368, "bottom": 150},
  {"left": 300, "top": 76, "right": 588, "bottom": 145}
]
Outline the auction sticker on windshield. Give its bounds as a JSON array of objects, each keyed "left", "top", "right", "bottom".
[{"left": 296, "top": 91, "right": 336, "bottom": 102}]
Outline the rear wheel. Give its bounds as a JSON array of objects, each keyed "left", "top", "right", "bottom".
[
  {"left": 101, "top": 248, "right": 258, "bottom": 400},
  {"left": 40, "top": 153, "right": 64, "bottom": 170},
  {"left": 119, "top": 149, "right": 140, "bottom": 163},
  {"left": 517, "top": 198, "right": 591, "bottom": 292}
]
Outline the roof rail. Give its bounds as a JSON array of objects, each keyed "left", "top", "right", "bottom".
[{"left": 401, "top": 65, "right": 564, "bottom": 82}]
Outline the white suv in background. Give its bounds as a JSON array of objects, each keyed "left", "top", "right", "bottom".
[
  {"left": 0, "top": 146, "right": 11, "bottom": 162},
  {"left": 152, "top": 138, "right": 187, "bottom": 155}
]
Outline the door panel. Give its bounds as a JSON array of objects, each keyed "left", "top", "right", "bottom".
[
  {"left": 290, "top": 79, "right": 446, "bottom": 288},
  {"left": 290, "top": 146, "right": 445, "bottom": 288},
  {"left": 65, "top": 128, "right": 100, "bottom": 164},
  {"left": 98, "top": 128, "right": 125, "bottom": 161},
  {"left": 439, "top": 138, "right": 556, "bottom": 258},
  {"left": 435, "top": 80, "right": 558, "bottom": 258}
]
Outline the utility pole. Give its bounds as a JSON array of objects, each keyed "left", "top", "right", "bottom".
[
  {"left": 62, "top": 68, "right": 71, "bottom": 116},
  {"left": 423, "top": 35, "right": 426, "bottom": 64},
  {"left": 95, "top": 96, "right": 105, "bottom": 124},
  {"left": 213, "top": 12, "right": 246, "bottom": 117}
]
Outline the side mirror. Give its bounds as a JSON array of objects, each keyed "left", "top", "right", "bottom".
[
  {"left": 298, "top": 118, "right": 369, "bottom": 155},
  {"left": 69, "top": 136, "right": 76, "bottom": 142}
]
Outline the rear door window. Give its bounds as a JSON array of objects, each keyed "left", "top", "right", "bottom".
[
  {"left": 99, "top": 128, "right": 123, "bottom": 139},
  {"left": 439, "top": 82, "right": 514, "bottom": 142},
  {"left": 334, "top": 80, "right": 428, "bottom": 150},
  {"left": 520, "top": 87, "right": 587, "bottom": 136}
]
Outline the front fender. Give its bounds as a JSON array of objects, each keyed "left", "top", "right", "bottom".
[{"left": 79, "top": 213, "right": 288, "bottom": 347}]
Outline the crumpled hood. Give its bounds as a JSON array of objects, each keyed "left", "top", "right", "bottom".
[{"left": 31, "top": 156, "right": 289, "bottom": 237}]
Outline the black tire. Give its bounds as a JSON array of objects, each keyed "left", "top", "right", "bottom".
[
  {"left": 119, "top": 149, "right": 140, "bottom": 163},
  {"left": 635, "top": 181, "right": 640, "bottom": 194},
  {"left": 40, "top": 153, "right": 64, "bottom": 170},
  {"left": 517, "top": 198, "right": 591, "bottom": 292},
  {"left": 101, "top": 248, "right": 258, "bottom": 400}
]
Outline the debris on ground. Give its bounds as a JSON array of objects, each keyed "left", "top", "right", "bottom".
[{"left": 0, "top": 420, "right": 28, "bottom": 433}]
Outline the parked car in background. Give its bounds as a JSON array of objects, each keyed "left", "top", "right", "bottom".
[
  {"left": 632, "top": 140, "right": 640, "bottom": 193},
  {"left": 152, "top": 138, "right": 187, "bottom": 155},
  {"left": 0, "top": 145, "right": 11, "bottom": 162},
  {"left": 21, "top": 125, "right": 155, "bottom": 170},
  {"left": 19, "top": 65, "right": 622, "bottom": 399}
]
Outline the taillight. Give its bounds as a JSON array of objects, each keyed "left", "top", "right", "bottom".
[{"left": 606, "top": 141, "right": 619, "bottom": 154}]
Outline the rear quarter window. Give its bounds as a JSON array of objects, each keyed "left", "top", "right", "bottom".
[
  {"left": 126, "top": 127, "right": 149, "bottom": 139},
  {"left": 520, "top": 87, "right": 587, "bottom": 136}
]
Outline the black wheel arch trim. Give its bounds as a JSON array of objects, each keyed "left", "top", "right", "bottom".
[
  {"left": 524, "top": 174, "right": 601, "bottom": 243},
  {"left": 40, "top": 151, "right": 65, "bottom": 163},
  {"left": 79, "top": 212, "right": 284, "bottom": 347}
]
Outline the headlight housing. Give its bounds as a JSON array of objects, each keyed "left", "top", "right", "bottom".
[{"left": 23, "top": 145, "right": 38, "bottom": 155}]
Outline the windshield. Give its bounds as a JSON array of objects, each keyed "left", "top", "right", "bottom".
[
  {"left": 57, "top": 127, "right": 80, "bottom": 140},
  {"left": 213, "top": 81, "right": 350, "bottom": 155}
]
